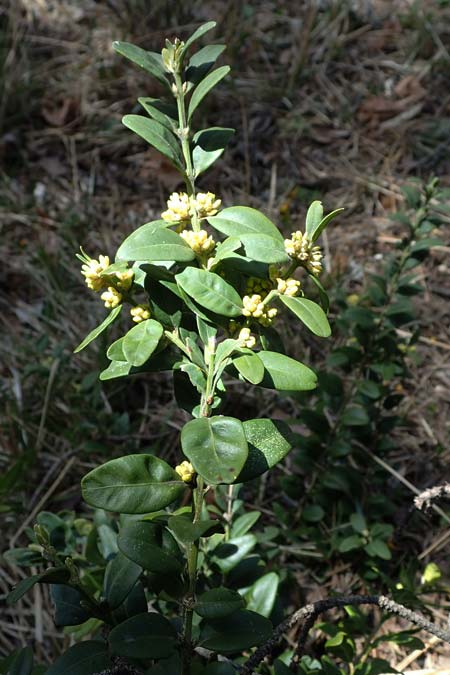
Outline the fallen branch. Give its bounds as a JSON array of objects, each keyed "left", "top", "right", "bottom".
[
  {"left": 241, "top": 595, "right": 450, "bottom": 675},
  {"left": 414, "top": 483, "right": 450, "bottom": 511}
]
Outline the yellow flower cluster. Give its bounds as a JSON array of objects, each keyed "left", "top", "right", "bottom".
[
  {"left": 237, "top": 327, "right": 256, "bottom": 349},
  {"left": 130, "top": 305, "right": 151, "bottom": 323},
  {"left": 115, "top": 270, "right": 134, "bottom": 291},
  {"left": 161, "top": 192, "right": 221, "bottom": 224},
  {"left": 100, "top": 287, "right": 122, "bottom": 309},
  {"left": 180, "top": 229, "right": 215, "bottom": 255},
  {"left": 81, "top": 255, "right": 110, "bottom": 292},
  {"left": 242, "top": 294, "right": 277, "bottom": 327},
  {"left": 175, "top": 460, "right": 195, "bottom": 482},
  {"left": 246, "top": 277, "right": 271, "bottom": 297},
  {"left": 277, "top": 277, "right": 301, "bottom": 297},
  {"left": 284, "top": 231, "right": 323, "bottom": 276}
]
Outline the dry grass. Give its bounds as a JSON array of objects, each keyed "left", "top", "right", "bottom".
[{"left": 1, "top": 0, "right": 449, "bottom": 667}]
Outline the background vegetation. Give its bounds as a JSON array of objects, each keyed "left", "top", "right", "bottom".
[{"left": 1, "top": 0, "right": 449, "bottom": 672}]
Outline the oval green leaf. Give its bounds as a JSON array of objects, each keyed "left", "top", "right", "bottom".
[
  {"left": 240, "top": 233, "right": 289, "bottom": 263},
  {"left": 122, "top": 319, "right": 163, "bottom": 367},
  {"left": 207, "top": 206, "right": 283, "bottom": 241},
  {"left": 118, "top": 521, "right": 182, "bottom": 573},
  {"left": 82, "top": 454, "right": 184, "bottom": 514},
  {"left": 109, "top": 612, "right": 177, "bottom": 660},
  {"left": 236, "top": 418, "right": 293, "bottom": 482},
  {"left": 103, "top": 552, "right": 142, "bottom": 610},
  {"left": 200, "top": 609, "right": 272, "bottom": 652},
  {"left": 181, "top": 416, "right": 248, "bottom": 484},
  {"left": 175, "top": 268, "right": 242, "bottom": 317},
  {"left": 258, "top": 351, "right": 317, "bottom": 391},
  {"left": 122, "top": 115, "right": 183, "bottom": 169},
  {"left": 188, "top": 66, "right": 230, "bottom": 120},
  {"left": 46, "top": 640, "right": 111, "bottom": 675},
  {"left": 194, "top": 588, "right": 245, "bottom": 619},
  {"left": 280, "top": 296, "right": 331, "bottom": 337},
  {"left": 74, "top": 305, "right": 122, "bottom": 353},
  {"left": 113, "top": 41, "right": 169, "bottom": 87},
  {"left": 117, "top": 224, "right": 195, "bottom": 263},
  {"left": 233, "top": 352, "right": 264, "bottom": 384}
]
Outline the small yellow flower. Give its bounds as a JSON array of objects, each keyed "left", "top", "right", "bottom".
[
  {"left": 242, "top": 294, "right": 277, "bottom": 327},
  {"left": 192, "top": 192, "right": 221, "bottom": 218},
  {"left": 346, "top": 294, "right": 359, "bottom": 306},
  {"left": 161, "top": 192, "right": 191, "bottom": 223},
  {"left": 175, "top": 460, "right": 195, "bottom": 483},
  {"left": 130, "top": 305, "right": 151, "bottom": 323},
  {"left": 238, "top": 327, "right": 256, "bottom": 349},
  {"left": 101, "top": 287, "right": 122, "bottom": 309},
  {"left": 115, "top": 269, "right": 134, "bottom": 291},
  {"left": 81, "top": 254, "right": 110, "bottom": 292},
  {"left": 284, "top": 231, "right": 323, "bottom": 276},
  {"left": 277, "top": 277, "right": 301, "bottom": 297},
  {"left": 180, "top": 229, "right": 216, "bottom": 255}
]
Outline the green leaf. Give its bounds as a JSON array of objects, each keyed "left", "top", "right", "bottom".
[
  {"left": 338, "top": 535, "right": 363, "bottom": 553},
  {"left": 7, "top": 568, "right": 71, "bottom": 604},
  {"left": 194, "top": 588, "right": 245, "bottom": 619},
  {"left": 138, "top": 97, "right": 178, "bottom": 131},
  {"left": 188, "top": 66, "right": 230, "bottom": 120},
  {"left": 181, "top": 416, "right": 248, "bottom": 484},
  {"left": 280, "top": 296, "right": 331, "bottom": 337},
  {"left": 168, "top": 516, "right": 220, "bottom": 545},
  {"left": 109, "top": 612, "right": 177, "bottom": 659},
  {"left": 246, "top": 572, "right": 279, "bottom": 618},
  {"left": 302, "top": 505, "right": 325, "bottom": 522},
  {"left": 213, "top": 534, "right": 256, "bottom": 573},
  {"left": 364, "top": 539, "right": 392, "bottom": 560},
  {"left": 182, "top": 21, "right": 217, "bottom": 53},
  {"left": 186, "top": 44, "right": 226, "bottom": 88},
  {"left": 200, "top": 609, "right": 272, "bottom": 652},
  {"left": 193, "top": 126, "right": 234, "bottom": 175},
  {"left": 237, "top": 418, "right": 293, "bottom": 482},
  {"left": 122, "top": 115, "right": 183, "bottom": 169},
  {"left": 50, "top": 585, "right": 91, "bottom": 627},
  {"left": 117, "top": 224, "right": 195, "bottom": 262},
  {"left": 118, "top": 521, "right": 182, "bottom": 574},
  {"left": 258, "top": 351, "right": 317, "bottom": 391},
  {"left": 46, "top": 640, "right": 111, "bottom": 675},
  {"left": 305, "top": 201, "right": 323, "bottom": 239},
  {"left": 230, "top": 511, "right": 261, "bottom": 537},
  {"left": 341, "top": 406, "right": 370, "bottom": 426},
  {"left": 122, "top": 319, "right": 163, "bottom": 367},
  {"left": 311, "top": 207, "right": 345, "bottom": 241},
  {"left": 240, "top": 233, "right": 289, "bottom": 263},
  {"left": 208, "top": 206, "right": 283, "bottom": 241},
  {"left": 5, "top": 646, "right": 33, "bottom": 675},
  {"left": 74, "top": 306, "right": 122, "bottom": 353},
  {"left": 175, "top": 268, "right": 242, "bottom": 317},
  {"left": 350, "top": 513, "right": 367, "bottom": 534},
  {"left": 233, "top": 352, "right": 264, "bottom": 384},
  {"left": 113, "top": 41, "right": 169, "bottom": 87},
  {"left": 82, "top": 454, "right": 184, "bottom": 514},
  {"left": 103, "top": 552, "right": 142, "bottom": 610}
]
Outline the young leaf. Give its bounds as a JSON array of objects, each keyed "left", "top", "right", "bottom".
[
  {"left": 7, "top": 567, "right": 70, "bottom": 605},
  {"left": 118, "top": 521, "right": 182, "bottom": 573},
  {"left": 186, "top": 44, "right": 226, "bottom": 88},
  {"left": 193, "top": 126, "right": 234, "bottom": 175},
  {"left": 175, "top": 268, "right": 243, "bottom": 317},
  {"left": 194, "top": 588, "right": 245, "bottom": 619},
  {"left": 113, "top": 41, "right": 169, "bottom": 87},
  {"left": 305, "top": 200, "right": 323, "bottom": 239},
  {"left": 280, "top": 296, "right": 331, "bottom": 337},
  {"left": 188, "top": 66, "right": 230, "bottom": 120},
  {"left": 181, "top": 21, "right": 217, "bottom": 56},
  {"left": 207, "top": 206, "right": 283, "bottom": 241},
  {"left": 310, "top": 207, "right": 345, "bottom": 242},
  {"left": 258, "top": 351, "right": 317, "bottom": 391},
  {"left": 181, "top": 416, "right": 248, "bottom": 484},
  {"left": 117, "top": 225, "right": 195, "bottom": 263},
  {"left": 122, "top": 115, "right": 183, "bottom": 169},
  {"left": 103, "top": 552, "right": 142, "bottom": 610},
  {"left": 81, "top": 454, "right": 185, "bottom": 514},
  {"left": 46, "top": 640, "right": 111, "bottom": 675},
  {"left": 122, "top": 319, "right": 163, "bottom": 367},
  {"left": 109, "top": 612, "right": 177, "bottom": 660},
  {"left": 200, "top": 609, "right": 272, "bottom": 652},
  {"left": 74, "top": 306, "right": 122, "bottom": 353},
  {"left": 236, "top": 418, "right": 293, "bottom": 482}
]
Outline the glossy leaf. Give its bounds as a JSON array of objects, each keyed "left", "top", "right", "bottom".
[
  {"left": 311, "top": 207, "right": 345, "bottom": 242},
  {"left": 233, "top": 351, "right": 264, "bottom": 384},
  {"left": 213, "top": 534, "right": 256, "bottom": 573},
  {"left": 122, "top": 115, "right": 183, "bottom": 169},
  {"left": 194, "top": 588, "right": 245, "bottom": 619},
  {"left": 109, "top": 612, "right": 177, "bottom": 659},
  {"left": 193, "top": 126, "right": 234, "bottom": 175},
  {"left": 168, "top": 516, "right": 220, "bottom": 545},
  {"left": 240, "top": 233, "right": 289, "bottom": 263},
  {"left": 117, "top": 224, "right": 195, "bottom": 263},
  {"left": 113, "top": 41, "right": 169, "bottom": 87},
  {"left": 103, "top": 552, "right": 142, "bottom": 609},
  {"left": 118, "top": 521, "right": 182, "bottom": 573},
  {"left": 176, "top": 268, "right": 242, "bottom": 317},
  {"left": 82, "top": 454, "right": 184, "bottom": 514},
  {"left": 200, "top": 609, "right": 272, "bottom": 652},
  {"left": 181, "top": 416, "right": 248, "bottom": 484},
  {"left": 246, "top": 572, "right": 279, "bottom": 618},
  {"left": 50, "top": 585, "right": 91, "bottom": 627},
  {"left": 46, "top": 640, "right": 111, "bottom": 675},
  {"left": 122, "top": 319, "right": 163, "bottom": 367},
  {"left": 237, "top": 418, "right": 293, "bottom": 482},
  {"left": 280, "top": 296, "right": 331, "bottom": 337},
  {"left": 207, "top": 206, "right": 283, "bottom": 241},
  {"left": 74, "top": 306, "right": 122, "bottom": 353},
  {"left": 305, "top": 200, "right": 323, "bottom": 239},
  {"left": 188, "top": 66, "right": 230, "bottom": 120},
  {"left": 258, "top": 351, "right": 317, "bottom": 391},
  {"left": 230, "top": 511, "right": 261, "bottom": 538},
  {"left": 7, "top": 567, "right": 70, "bottom": 604}
]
